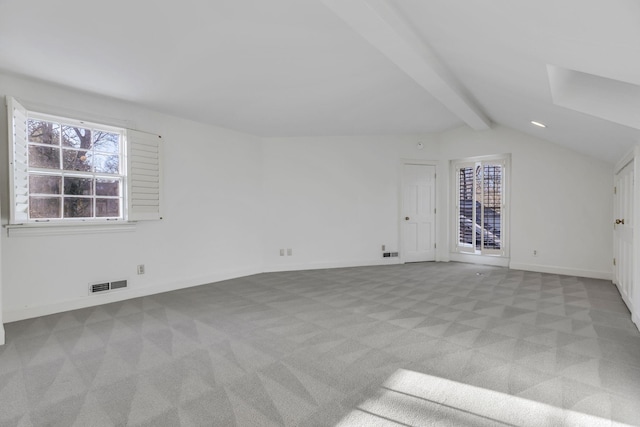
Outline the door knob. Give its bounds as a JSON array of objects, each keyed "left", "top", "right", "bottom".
[
  {"left": 615, "top": 219, "right": 625, "bottom": 225},
  {"left": 405, "top": 216, "right": 410, "bottom": 220}
]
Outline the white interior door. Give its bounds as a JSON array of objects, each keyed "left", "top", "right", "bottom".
[
  {"left": 614, "top": 161, "right": 634, "bottom": 307},
  {"left": 402, "top": 164, "right": 436, "bottom": 262}
]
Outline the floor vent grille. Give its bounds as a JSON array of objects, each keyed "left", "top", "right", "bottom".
[{"left": 89, "top": 280, "right": 128, "bottom": 295}]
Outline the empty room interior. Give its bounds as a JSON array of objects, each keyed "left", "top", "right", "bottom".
[{"left": 1, "top": 0, "right": 640, "bottom": 426}]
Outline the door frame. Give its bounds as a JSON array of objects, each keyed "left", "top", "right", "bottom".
[
  {"left": 613, "top": 156, "right": 632, "bottom": 288},
  {"left": 449, "top": 154, "right": 511, "bottom": 267},
  {"left": 614, "top": 146, "right": 640, "bottom": 330},
  {"left": 399, "top": 159, "right": 438, "bottom": 264}
]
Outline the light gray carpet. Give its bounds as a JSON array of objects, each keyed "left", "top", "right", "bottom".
[{"left": 1, "top": 262, "right": 639, "bottom": 426}]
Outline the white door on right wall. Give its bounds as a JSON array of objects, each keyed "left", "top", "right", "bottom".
[
  {"left": 614, "top": 160, "right": 634, "bottom": 309},
  {"left": 402, "top": 163, "right": 436, "bottom": 263}
]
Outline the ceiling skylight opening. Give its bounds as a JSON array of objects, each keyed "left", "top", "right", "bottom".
[{"left": 531, "top": 121, "right": 546, "bottom": 128}]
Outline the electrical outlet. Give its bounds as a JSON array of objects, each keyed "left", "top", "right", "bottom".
[
  {"left": 137, "top": 264, "right": 145, "bottom": 275},
  {"left": 287, "top": 248, "right": 292, "bottom": 256},
  {"left": 382, "top": 244, "right": 386, "bottom": 251},
  {"left": 279, "top": 249, "right": 285, "bottom": 256},
  {"left": 533, "top": 249, "right": 538, "bottom": 257}
]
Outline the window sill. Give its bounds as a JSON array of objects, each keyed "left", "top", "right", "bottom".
[{"left": 5, "top": 222, "right": 137, "bottom": 237}]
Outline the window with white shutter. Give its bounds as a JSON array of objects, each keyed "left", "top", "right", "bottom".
[
  {"left": 7, "top": 97, "right": 29, "bottom": 224},
  {"left": 6, "top": 96, "right": 162, "bottom": 226},
  {"left": 127, "top": 129, "right": 163, "bottom": 221},
  {"left": 453, "top": 155, "right": 509, "bottom": 256}
]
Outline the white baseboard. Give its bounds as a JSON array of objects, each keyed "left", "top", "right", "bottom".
[
  {"left": 612, "top": 282, "right": 640, "bottom": 333},
  {"left": 3, "top": 259, "right": 399, "bottom": 324},
  {"left": 615, "top": 282, "right": 633, "bottom": 310},
  {"left": 509, "top": 262, "right": 612, "bottom": 280},
  {"left": 262, "top": 258, "right": 402, "bottom": 273},
  {"left": 0, "top": 259, "right": 615, "bottom": 325},
  {"left": 3, "top": 266, "right": 262, "bottom": 323}
]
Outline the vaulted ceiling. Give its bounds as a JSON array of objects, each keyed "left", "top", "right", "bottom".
[{"left": 1, "top": 0, "right": 639, "bottom": 162}]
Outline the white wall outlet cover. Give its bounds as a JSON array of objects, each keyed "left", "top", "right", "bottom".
[{"left": 417, "top": 142, "right": 424, "bottom": 150}]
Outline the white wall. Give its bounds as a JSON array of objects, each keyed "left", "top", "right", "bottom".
[
  {"left": 261, "top": 135, "right": 441, "bottom": 270},
  {"left": 438, "top": 126, "right": 613, "bottom": 279},
  {"left": 0, "top": 73, "right": 264, "bottom": 322},
  {"left": 262, "top": 126, "right": 613, "bottom": 279},
  {"left": 0, "top": 72, "right": 615, "bottom": 325}
]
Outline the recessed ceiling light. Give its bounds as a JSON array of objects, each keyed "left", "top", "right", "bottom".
[{"left": 531, "top": 121, "right": 546, "bottom": 128}]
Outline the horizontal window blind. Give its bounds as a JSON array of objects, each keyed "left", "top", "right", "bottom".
[
  {"left": 457, "top": 164, "right": 475, "bottom": 254},
  {"left": 127, "top": 129, "right": 163, "bottom": 221},
  {"left": 7, "top": 96, "right": 29, "bottom": 224}
]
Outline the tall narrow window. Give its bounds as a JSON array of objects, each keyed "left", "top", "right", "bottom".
[{"left": 453, "top": 155, "right": 508, "bottom": 256}]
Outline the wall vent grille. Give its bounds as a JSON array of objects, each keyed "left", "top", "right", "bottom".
[
  {"left": 89, "top": 280, "right": 128, "bottom": 295},
  {"left": 89, "top": 283, "right": 110, "bottom": 294},
  {"left": 110, "top": 280, "right": 128, "bottom": 290}
]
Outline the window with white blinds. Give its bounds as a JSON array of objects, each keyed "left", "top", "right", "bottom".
[
  {"left": 453, "top": 155, "right": 509, "bottom": 256},
  {"left": 6, "top": 96, "right": 163, "bottom": 225}
]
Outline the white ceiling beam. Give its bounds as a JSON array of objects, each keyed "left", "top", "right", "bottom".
[{"left": 321, "top": 0, "right": 491, "bottom": 130}]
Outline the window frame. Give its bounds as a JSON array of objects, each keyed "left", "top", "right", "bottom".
[
  {"left": 6, "top": 96, "right": 163, "bottom": 236},
  {"left": 451, "top": 154, "right": 510, "bottom": 258},
  {"left": 25, "top": 111, "right": 127, "bottom": 223}
]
